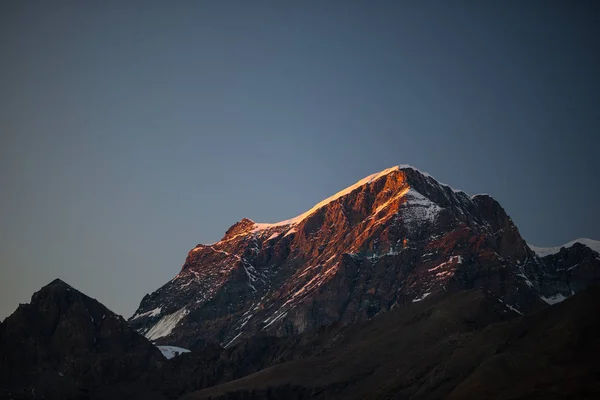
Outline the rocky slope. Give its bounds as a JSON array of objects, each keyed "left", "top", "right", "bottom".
[
  {"left": 181, "top": 284, "right": 600, "bottom": 400},
  {"left": 129, "top": 165, "right": 600, "bottom": 349},
  {"left": 531, "top": 239, "right": 600, "bottom": 303},
  {"left": 0, "top": 279, "right": 164, "bottom": 400},
  {"left": 3, "top": 280, "right": 599, "bottom": 399}
]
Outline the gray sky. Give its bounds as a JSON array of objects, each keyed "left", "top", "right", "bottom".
[{"left": 1, "top": 1, "right": 599, "bottom": 320}]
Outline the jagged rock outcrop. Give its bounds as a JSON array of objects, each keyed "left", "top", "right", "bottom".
[{"left": 129, "top": 166, "right": 599, "bottom": 349}]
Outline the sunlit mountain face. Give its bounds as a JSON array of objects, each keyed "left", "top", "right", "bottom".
[{"left": 128, "top": 166, "right": 600, "bottom": 350}]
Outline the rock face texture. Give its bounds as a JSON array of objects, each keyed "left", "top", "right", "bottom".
[
  {"left": 0, "top": 279, "right": 163, "bottom": 400},
  {"left": 129, "top": 166, "right": 600, "bottom": 349},
  {"left": 535, "top": 241, "right": 600, "bottom": 303}
]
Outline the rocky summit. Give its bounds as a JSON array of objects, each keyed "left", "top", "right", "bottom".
[
  {"left": 0, "top": 279, "right": 164, "bottom": 400},
  {"left": 128, "top": 165, "right": 600, "bottom": 350}
]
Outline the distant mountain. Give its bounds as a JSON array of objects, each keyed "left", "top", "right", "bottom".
[
  {"left": 0, "top": 279, "right": 163, "bottom": 400},
  {"left": 129, "top": 165, "right": 600, "bottom": 349},
  {"left": 532, "top": 240, "right": 600, "bottom": 305},
  {"left": 529, "top": 238, "right": 600, "bottom": 257}
]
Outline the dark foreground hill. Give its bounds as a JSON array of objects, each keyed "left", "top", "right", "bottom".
[
  {"left": 0, "top": 279, "right": 164, "bottom": 400},
  {"left": 178, "top": 285, "right": 600, "bottom": 400},
  {"left": 96, "top": 284, "right": 600, "bottom": 399},
  {"left": 2, "top": 280, "right": 599, "bottom": 399}
]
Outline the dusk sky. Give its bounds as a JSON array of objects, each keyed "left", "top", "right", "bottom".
[{"left": 1, "top": 1, "right": 599, "bottom": 320}]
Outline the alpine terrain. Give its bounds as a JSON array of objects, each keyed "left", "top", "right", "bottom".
[
  {"left": 2, "top": 165, "right": 599, "bottom": 400},
  {"left": 129, "top": 166, "right": 600, "bottom": 349}
]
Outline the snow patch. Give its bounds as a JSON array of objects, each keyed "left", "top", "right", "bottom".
[
  {"left": 242, "top": 262, "right": 259, "bottom": 292},
  {"left": 400, "top": 189, "right": 442, "bottom": 225},
  {"left": 283, "top": 227, "right": 297, "bottom": 237},
  {"left": 157, "top": 345, "right": 190, "bottom": 359},
  {"left": 145, "top": 307, "right": 189, "bottom": 341},
  {"left": 374, "top": 186, "right": 411, "bottom": 215},
  {"left": 505, "top": 304, "right": 523, "bottom": 315},
  {"left": 428, "top": 255, "right": 462, "bottom": 272},
  {"left": 266, "top": 232, "right": 281, "bottom": 241},
  {"left": 224, "top": 332, "right": 243, "bottom": 348},
  {"left": 368, "top": 248, "right": 402, "bottom": 259},
  {"left": 263, "top": 310, "right": 288, "bottom": 329},
  {"left": 131, "top": 307, "right": 162, "bottom": 320},
  {"left": 435, "top": 270, "right": 454, "bottom": 278},
  {"left": 497, "top": 298, "right": 523, "bottom": 315},
  {"left": 412, "top": 292, "right": 431, "bottom": 302},
  {"left": 515, "top": 273, "right": 534, "bottom": 288},
  {"left": 540, "top": 293, "right": 569, "bottom": 305}
]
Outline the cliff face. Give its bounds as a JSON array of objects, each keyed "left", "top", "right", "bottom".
[{"left": 129, "top": 166, "right": 598, "bottom": 349}]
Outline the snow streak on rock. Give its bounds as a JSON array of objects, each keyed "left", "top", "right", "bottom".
[{"left": 145, "top": 307, "right": 189, "bottom": 341}]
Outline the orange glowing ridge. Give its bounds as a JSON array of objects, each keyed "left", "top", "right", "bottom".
[{"left": 252, "top": 166, "right": 402, "bottom": 231}]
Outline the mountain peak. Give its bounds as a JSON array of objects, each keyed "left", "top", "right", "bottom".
[
  {"left": 130, "top": 164, "right": 598, "bottom": 349},
  {"left": 215, "top": 165, "right": 466, "bottom": 252},
  {"left": 222, "top": 217, "right": 257, "bottom": 241},
  {"left": 46, "top": 278, "right": 71, "bottom": 288},
  {"left": 1, "top": 280, "right": 163, "bottom": 397},
  {"left": 214, "top": 166, "right": 410, "bottom": 244},
  {"left": 30, "top": 278, "right": 76, "bottom": 303},
  {"left": 250, "top": 165, "right": 472, "bottom": 233},
  {"left": 529, "top": 238, "right": 600, "bottom": 257},
  {"left": 251, "top": 166, "right": 405, "bottom": 230},
  {"left": 212, "top": 166, "right": 473, "bottom": 247}
]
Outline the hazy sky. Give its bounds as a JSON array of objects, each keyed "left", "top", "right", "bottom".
[{"left": 1, "top": 1, "right": 599, "bottom": 320}]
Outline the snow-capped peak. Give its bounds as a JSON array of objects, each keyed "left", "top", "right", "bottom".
[
  {"left": 397, "top": 165, "right": 467, "bottom": 194},
  {"left": 251, "top": 165, "right": 468, "bottom": 232},
  {"left": 252, "top": 166, "right": 402, "bottom": 231},
  {"left": 529, "top": 238, "right": 600, "bottom": 257},
  {"left": 211, "top": 165, "right": 473, "bottom": 246}
]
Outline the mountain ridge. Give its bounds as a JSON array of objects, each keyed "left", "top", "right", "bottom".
[
  {"left": 529, "top": 238, "right": 600, "bottom": 257},
  {"left": 129, "top": 165, "right": 600, "bottom": 350},
  {"left": 206, "top": 165, "right": 473, "bottom": 245}
]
